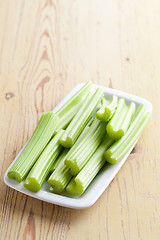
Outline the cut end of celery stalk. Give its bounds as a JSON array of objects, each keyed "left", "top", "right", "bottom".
[
  {"left": 106, "top": 124, "right": 124, "bottom": 140},
  {"left": 59, "top": 135, "right": 73, "bottom": 148},
  {"left": 7, "top": 170, "right": 22, "bottom": 183},
  {"left": 48, "top": 179, "right": 64, "bottom": 194},
  {"left": 65, "top": 159, "right": 80, "bottom": 176},
  {"left": 103, "top": 150, "right": 117, "bottom": 165},
  {"left": 96, "top": 109, "right": 112, "bottom": 122},
  {"left": 66, "top": 178, "right": 84, "bottom": 196},
  {"left": 96, "top": 95, "right": 118, "bottom": 122},
  {"left": 24, "top": 177, "right": 41, "bottom": 192}
]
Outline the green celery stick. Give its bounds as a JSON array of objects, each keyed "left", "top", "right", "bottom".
[
  {"left": 66, "top": 135, "right": 114, "bottom": 196},
  {"left": 60, "top": 88, "right": 104, "bottom": 148},
  {"left": 24, "top": 130, "right": 64, "bottom": 192},
  {"left": 48, "top": 153, "right": 72, "bottom": 194},
  {"left": 59, "top": 92, "right": 93, "bottom": 147},
  {"left": 48, "top": 123, "right": 92, "bottom": 193},
  {"left": 66, "top": 118, "right": 101, "bottom": 160},
  {"left": 65, "top": 119, "right": 107, "bottom": 175},
  {"left": 56, "top": 81, "right": 92, "bottom": 130},
  {"left": 96, "top": 95, "right": 118, "bottom": 121},
  {"left": 104, "top": 105, "right": 151, "bottom": 164},
  {"left": 106, "top": 99, "right": 136, "bottom": 140},
  {"left": 105, "top": 104, "right": 146, "bottom": 158},
  {"left": 7, "top": 112, "right": 58, "bottom": 182}
]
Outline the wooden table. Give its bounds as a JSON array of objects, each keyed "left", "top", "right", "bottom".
[{"left": 0, "top": 0, "right": 160, "bottom": 239}]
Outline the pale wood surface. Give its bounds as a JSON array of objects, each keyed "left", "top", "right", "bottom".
[{"left": 0, "top": 0, "right": 160, "bottom": 239}]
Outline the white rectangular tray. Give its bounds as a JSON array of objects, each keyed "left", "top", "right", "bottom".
[{"left": 4, "top": 83, "right": 152, "bottom": 209}]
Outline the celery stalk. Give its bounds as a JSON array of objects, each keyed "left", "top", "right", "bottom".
[
  {"left": 48, "top": 154, "right": 72, "bottom": 194},
  {"left": 56, "top": 81, "right": 92, "bottom": 130},
  {"left": 66, "top": 118, "right": 102, "bottom": 160},
  {"left": 96, "top": 95, "right": 118, "bottom": 121},
  {"left": 24, "top": 130, "right": 64, "bottom": 192},
  {"left": 104, "top": 105, "right": 151, "bottom": 164},
  {"left": 105, "top": 104, "right": 146, "bottom": 157},
  {"left": 65, "top": 119, "right": 107, "bottom": 175},
  {"left": 48, "top": 123, "right": 92, "bottom": 193},
  {"left": 66, "top": 135, "right": 114, "bottom": 196},
  {"left": 106, "top": 99, "right": 136, "bottom": 140},
  {"left": 7, "top": 112, "right": 58, "bottom": 182},
  {"left": 60, "top": 88, "right": 104, "bottom": 148}
]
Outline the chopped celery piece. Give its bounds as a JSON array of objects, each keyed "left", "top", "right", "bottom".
[
  {"left": 106, "top": 99, "right": 136, "bottom": 140},
  {"left": 96, "top": 95, "right": 118, "bottom": 121},
  {"left": 48, "top": 157, "right": 71, "bottom": 194},
  {"left": 56, "top": 81, "right": 92, "bottom": 130},
  {"left": 104, "top": 105, "right": 151, "bottom": 164},
  {"left": 66, "top": 135, "right": 114, "bottom": 196},
  {"left": 105, "top": 104, "right": 146, "bottom": 157},
  {"left": 48, "top": 123, "right": 92, "bottom": 193},
  {"left": 7, "top": 112, "right": 58, "bottom": 182},
  {"left": 60, "top": 88, "right": 104, "bottom": 148},
  {"left": 59, "top": 92, "right": 93, "bottom": 147},
  {"left": 65, "top": 119, "right": 107, "bottom": 175},
  {"left": 24, "top": 130, "right": 64, "bottom": 192}
]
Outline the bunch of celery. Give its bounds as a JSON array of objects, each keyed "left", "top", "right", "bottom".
[{"left": 7, "top": 82, "right": 151, "bottom": 196}]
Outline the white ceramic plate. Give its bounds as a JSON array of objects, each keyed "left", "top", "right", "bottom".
[{"left": 4, "top": 83, "right": 152, "bottom": 209}]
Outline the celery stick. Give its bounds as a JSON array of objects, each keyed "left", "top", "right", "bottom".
[
  {"left": 56, "top": 81, "right": 92, "bottom": 130},
  {"left": 96, "top": 95, "right": 118, "bottom": 121},
  {"left": 66, "top": 135, "right": 114, "bottom": 196},
  {"left": 66, "top": 118, "right": 102, "bottom": 160},
  {"left": 59, "top": 92, "right": 93, "bottom": 147},
  {"left": 7, "top": 112, "right": 58, "bottom": 182},
  {"left": 48, "top": 123, "right": 92, "bottom": 193},
  {"left": 24, "top": 130, "right": 64, "bottom": 192},
  {"left": 104, "top": 106, "right": 151, "bottom": 164},
  {"left": 105, "top": 104, "right": 146, "bottom": 157},
  {"left": 48, "top": 156, "right": 72, "bottom": 194},
  {"left": 65, "top": 119, "right": 107, "bottom": 175},
  {"left": 106, "top": 99, "right": 136, "bottom": 140},
  {"left": 60, "top": 88, "right": 104, "bottom": 148}
]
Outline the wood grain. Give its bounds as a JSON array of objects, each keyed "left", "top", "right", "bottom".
[{"left": 0, "top": 0, "right": 160, "bottom": 239}]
